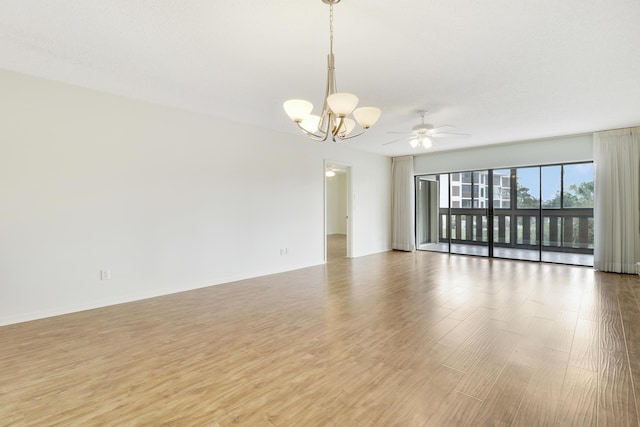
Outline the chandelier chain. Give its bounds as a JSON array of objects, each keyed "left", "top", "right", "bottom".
[{"left": 329, "top": 2, "right": 334, "bottom": 55}]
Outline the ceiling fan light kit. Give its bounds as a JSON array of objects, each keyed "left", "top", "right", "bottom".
[
  {"left": 410, "top": 137, "right": 432, "bottom": 149},
  {"left": 283, "top": 0, "right": 381, "bottom": 142}
]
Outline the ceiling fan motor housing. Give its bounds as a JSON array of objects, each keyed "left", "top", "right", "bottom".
[{"left": 412, "top": 123, "right": 434, "bottom": 135}]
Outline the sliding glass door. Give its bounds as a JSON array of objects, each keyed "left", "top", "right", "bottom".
[
  {"left": 416, "top": 174, "right": 449, "bottom": 253},
  {"left": 491, "top": 169, "right": 512, "bottom": 256},
  {"left": 493, "top": 167, "right": 541, "bottom": 261},
  {"left": 540, "top": 163, "right": 594, "bottom": 265},
  {"left": 416, "top": 162, "right": 594, "bottom": 266},
  {"left": 449, "top": 171, "right": 490, "bottom": 257}
]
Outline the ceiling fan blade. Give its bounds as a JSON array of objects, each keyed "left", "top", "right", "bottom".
[
  {"left": 382, "top": 136, "right": 412, "bottom": 146},
  {"left": 430, "top": 125, "right": 455, "bottom": 132},
  {"left": 430, "top": 132, "right": 471, "bottom": 138}
]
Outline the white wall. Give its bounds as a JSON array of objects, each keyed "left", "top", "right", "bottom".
[
  {"left": 0, "top": 70, "right": 392, "bottom": 325},
  {"left": 414, "top": 134, "right": 593, "bottom": 174},
  {"left": 326, "top": 173, "right": 347, "bottom": 235}
]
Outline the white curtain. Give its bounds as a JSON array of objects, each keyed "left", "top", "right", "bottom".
[
  {"left": 593, "top": 127, "right": 640, "bottom": 273},
  {"left": 391, "top": 156, "right": 415, "bottom": 251}
]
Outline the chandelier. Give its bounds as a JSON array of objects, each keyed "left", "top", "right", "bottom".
[{"left": 283, "top": 0, "right": 381, "bottom": 142}]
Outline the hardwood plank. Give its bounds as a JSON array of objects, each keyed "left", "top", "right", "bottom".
[
  {"left": 544, "top": 309, "right": 578, "bottom": 353},
  {"left": 554, "top": 366, "right": 598, "bottom": 426},
  {"left": 627, "top": 351, "right": 640, "bottom": 424},
  {"left": 423, "top": 389, "right": 483, "bottom": 427},
  {"left": 438, "top": 306, "right": 497, "bottom": 349},
  {"left": 442, "top": 327, "right": 499, "bottom": 373},
  {"left": 472, "top": 362, "right": 533, "bottom": 426},
  {"left": 618, "top": 278, "right": 640, "bottom": 354},
  {"left": 578, "top": 279, "right": 599, "bottom": 321},
  {"left": 569, "top": 318, "right": 599, "bottom": 372},
  {"left": 598, "top": 349, "right": 639, "bottom": 426},
  {"left": 350, "top": 365, "right": 461, "bottom": 427},
  {"left": 511, "top": 347, "right": 569, "bottom": 426},
  {"left": 600, "top": 304, "right": 625, "bottom": 352},
  {"left": 453, "top": 331, "right": 520, "bottom": 400},
  {"left": 509, "top": 316, "right": 556, "bottom": 367}
]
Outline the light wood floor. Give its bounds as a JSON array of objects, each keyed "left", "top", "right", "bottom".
[
  {"left": 2, "top": 249, "right": 640, "bottom": 426},
  {"left": 327, "top": 233, "right": 347, "bottom": 263}
]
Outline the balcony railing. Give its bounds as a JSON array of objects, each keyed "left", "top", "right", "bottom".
[{"left": 440, "top": 208, "right": 594, "bottom": 254}]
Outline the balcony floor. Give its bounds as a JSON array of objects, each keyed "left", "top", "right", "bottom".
[{"left": 418, "top": 243, "right": 593, "bottom": 267}]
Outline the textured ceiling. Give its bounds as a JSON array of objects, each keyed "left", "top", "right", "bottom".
[{"left": 1, "top": 0, "right": 639, "bottom": 156}]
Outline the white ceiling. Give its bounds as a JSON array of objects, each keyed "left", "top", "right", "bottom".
[{"left": 1, "top": 0, "right": 639, "bottom": 157}]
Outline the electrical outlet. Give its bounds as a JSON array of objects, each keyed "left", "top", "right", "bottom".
[{"left": 100, "top": 269, "right": 111, "bottom": 280}]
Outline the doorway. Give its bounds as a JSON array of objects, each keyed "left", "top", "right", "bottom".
[{"left": 325, "top": 161, "right": 351, "bottom": 263}]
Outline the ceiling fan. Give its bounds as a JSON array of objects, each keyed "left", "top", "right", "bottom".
[{"left": 383, "top": 110, "right": 470, "bottom": 149}]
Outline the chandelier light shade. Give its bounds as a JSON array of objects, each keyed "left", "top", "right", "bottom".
[
  {"left": 326, "top": 93, "right": 359, "bottom": 117},
  {"left": 283, "top": 0, "right": 381, "bottom": 142},
  {"left": 283, "top": 100, "right": 314, "bottom": 122},
  {"left": 352, "top": 107, "right": 382, "bottom": 129},
  {"left": 301, "top": 115, "right": 321, "bottom": 133}
]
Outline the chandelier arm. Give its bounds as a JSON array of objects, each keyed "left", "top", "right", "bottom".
[
  {"left": 294, "top": 122, "right": 329, "bottom": 141},
  {"left": 338, "top": 129, "right": 368, "bottom": 140},
  {"left": 333, "top": 115, "right": 347, "bottom": 141},
  {"left": 307, "top": 132, "right": 330, "bottom": 142},
  {"left": 320, "top": 112, "right": 333, "bottom": 142}
]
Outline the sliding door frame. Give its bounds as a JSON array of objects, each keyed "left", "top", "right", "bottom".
[{"left": 415, "top": 161, "right": 594, "bottom": 265}]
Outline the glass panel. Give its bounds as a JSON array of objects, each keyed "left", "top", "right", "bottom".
[
  {"left": 493, "top": 214, "right": 510, "bottom": 244},
  {"left": 494, "top": 167, "right": 540, "bottom": 262},
  {"left": 542, "top": 215, "right": 561, "bottom": 247},
  {"left": 541, "top": 163, "right": 593, "bottom": 266},
  {"left": 415, "top": 175, "right": 449, "bottom": 253},
  {"left": 541, "top": 215, "right": 593, "bottom": 266},
  {"left": 541, "top": 165, "right": 561, "bottom": 208},
  {"left": 438, "top": 174, "right": 450, "bottom": 252},
  {"left": 516, "top": 216, "right": 538, "bottom": 245},
  {"left": 563, "top": 163, "right": 594, "bottom": 208},
  {"left": 493, "top": 169, "right": 511, "bottom": 209},
  {"left": 451, "top": 170, "right": 488, "bottom": 257},
  {"left": 451, "top": 214, "right": 458, "bottom": 239},
  {"left": 476, "top": 170, "right": 489, "bottom": 209},
  {"left": 450, "top": 173, "right": 461, "bottom": 212},
  {"left": 516, "top": 167, "right": 540, "bottom": 209}
]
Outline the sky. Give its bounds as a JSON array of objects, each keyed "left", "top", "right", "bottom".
[{"left": 517, "top": 163, "right": 593, "bottom": 200}]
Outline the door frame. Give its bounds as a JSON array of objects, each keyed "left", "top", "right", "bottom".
[{"left": 324, "top": 159, "right": 353, "bottom": 262}]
